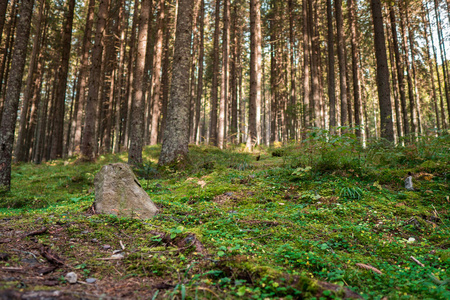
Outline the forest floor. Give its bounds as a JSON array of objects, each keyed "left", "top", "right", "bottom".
[{"left": 1, "top": 133, "right": 450, "bottom": 299}]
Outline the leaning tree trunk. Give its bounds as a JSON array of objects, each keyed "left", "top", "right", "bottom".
[
  {"left": 159, "top": 0, "right": 193, "bottom": 166},
  {"left": 370, "top": 0, "right": 394, "bottom": 142},
  {"left": 0, "top": 0, "right": 34, "bottom": 191},
  {"left": 128, "top": 0, "right": 151, "bottom": 165}
]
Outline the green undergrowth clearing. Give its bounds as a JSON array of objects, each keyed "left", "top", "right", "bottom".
[{"left": 1, "top": 132, "right": 450, "bottom": 299}]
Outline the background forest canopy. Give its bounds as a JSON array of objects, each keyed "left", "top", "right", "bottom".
[{"left": 0, "top": 0, "right": 449, "bottom": 170}]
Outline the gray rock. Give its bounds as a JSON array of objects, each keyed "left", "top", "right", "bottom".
[
  {"left": 86, "top": 278, "right": 97, "bottom": 284},
  {"left": 102, "top": 244, "right": 111, "bottom": 250},
  {"left": 405, "top": 176, "right": 414, "bottom": 191},
  {"left": 65, "top": 272, "right": 77, "bottom": 284},
  {"left": 94, "top": 163, "right": 159, "bottom": 219}
]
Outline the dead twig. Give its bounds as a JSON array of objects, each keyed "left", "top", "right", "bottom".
[
  {"left": 410, "top": 256, "right": 425, "bottom": 267},
  {"left": 355, "top": 263, "right": 383, "bottom": 275},
  {"left": 24, "top": 227, "right": 48, "bottom": 237}
]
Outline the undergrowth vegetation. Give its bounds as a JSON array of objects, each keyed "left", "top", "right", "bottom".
[{"left": 1, "top": 132, "right": 449, "bottom": 299}]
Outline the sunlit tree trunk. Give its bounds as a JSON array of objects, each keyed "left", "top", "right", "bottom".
[
  {"left": 247, "top": 0, "right": 262, "bottom": 150},
  {"left": 159, "top": 0, "right": 193, "bottom": 165},
  {"left": 218, "top": 0, "right": 230, "bottom": 149}
]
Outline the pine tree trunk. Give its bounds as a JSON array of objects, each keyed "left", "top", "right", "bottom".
[
  {"left": 426, "top": 2, "right": 447, "bottom": 129},
  {"left": 159, "top": 0, "right": 193, "bottom": 166},
  {"left": 15, "top": 0, "right": 45, "bottom": 162},
  {"left": 188, "top": 0, "right": 201, "bottom": 143},
  {"left": 348, "top": 0, "right": 362, "bottom": 138},
  {"left": 81, "top": 0, "right": 110, "bottom": 161},
  {"left": 209, "top": 0, "right": 221, "bottom": 146},
  {"left": 218, "top": 0, "right": 230, "bottom": 149},
  {"left": 160, "top": 4, "right": 173, "bottom": 143},
  {"left": 335, "top": 0, "right": 348, "bottom": 128},
  {"left": 389, "top": 5, "right": 409, "bottom": 137},
  {"left": 326, "top": 0, "right": 336, "bottom": 130},
  {"left": 123, "top": 0, "right": 139, "bottom": 147},
  {"left": 247, "top": 0, "right": 261, "bottom": 150},
  {"left": 310, "top": 0, "right": 320, "bottom": 128},
  {"left": 0, "top": 0, "right": 34, "bottom": 191},
  {"left": 387, "top": 17, "right": 402, "bottom": 139},
  {"left": 288, "top": 0, "right": 297, "bottom": 140},
  {"left": 129, "top": 0, "right": 151, "bottom": 165},
  {"left": 194, "top": 0, "right": 205, "bottom": 144},
  {"left": 149, "top": 0, "right": 165, "bottom": 145},
  {"left": 370, "top": 0, "right": 394, "bottom": 142},
  {"left": 302, "top": 0, "right": 311, "bottom": 130},
  {"left": 50, "top": 0, "right": 75, "bottom": 160}
]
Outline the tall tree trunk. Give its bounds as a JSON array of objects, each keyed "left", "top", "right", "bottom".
[
  {"left": 209, "top": 0, "right": 221, "bottom": 146},
  {"left": 160, "top": 3, "right": 173, "bottom": 142},
  {"left": 370, "top": 0, "right": 394, "bottom": 142},
  {"left": 335, "top": 0, "right": 348, "bottom": 129},
  {"left": 387, "top": 16, "right": 402, "bottom": 139},
  {"left": 194, "top": 0, "right": 205, "bottom": 144},
  {"left": 399, "top": 7, "right": 416, "bottom": 137},
  {"left": 218, "top": 0, "right": 230, "bottom": 148},
  {"left": 421, "top": 2, "right": 440, "bottom": 132},
  {"left": 389, "top": 5, "right": 409, "bottom": 137},
  {"left": 149, "top": 0, "right": 165, "bottom": 145},
  {"left": 434, "top": 0, "right": 450, "bottom": 123},
  {"left": 0, "top": 0, "right": 34, "bottom": 191},
  {"left": 288, "top": 0, "right": 297, "bottom": 140},
  {"left": 348, "top": 0, "right": 362, "bottom": 138},
  {"left": 50, "top": 0, "right": 75, "bottom": 160},
  {"left": 310, "top": 0, "right": 320, "bottom": 128},
  {"left": 123, "top": 0, "right": 139, "bottom": 147},
  {"left": 73, "top": 0, "right": 96, "bottom": 154},
  {"left": 426, "top": 2, "right": 447, "bottom": 129},
  {"left": 302, "top": 0, "right": 311, "bottom": 130},
  {"left": 189, "top": 0, "right": 201, "bottom": 143},
  {"left": 33, "top": 70, "right": 51, "bottom": 164},
  {"left": 81, "top": 0, "right": 110, "bottom": 161},
  {"left": 326, "top": 0, "right": 336, "bottom": 130},
  {"left": 15, "top": 0, "right": 45, "bottom": 162},
  {"left": 129, "top": 0, "right": 151, "bottom": 165},
  {"left": 113, "top": 0, "right": 126, "bottom": 153},
  {"left": 247, "top": 0, "right": 262, "bottom": 150},
  {"left": 159, "top": 0, "right": 193, "bottom": 165},
  {"left": 0, "top": 0, "right": 18, "bottom": 119}
]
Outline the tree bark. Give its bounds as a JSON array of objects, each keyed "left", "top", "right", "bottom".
[
  {"left": 159, "top": 0, "right": 193, "bottom": 166},
  {"left": 209, "top": 0, "right": 221, "bottom": 146},
  {"left": 335, "top": 0, "right": 348, "bottom": 129},
  {"left": 326, "top": 0, "right": 336, "bottom": 130},
  {"left": 81, "top": 0, "right": 110, "bottom": 161},
  {"left": 50, "top": 0, "right": 75, "bottom": 160},
  {"left": 149, "top": 0, "right": 165, "bottom": 145},
  {"left": 348, "top": 0, "right": 362, "bottom": 138},
  {"left": 302, "top": 0, "right": 311, "bottom": 130},
  {"left": 15, "top": 0, "right": 45, "bottom": 162},
  {"left": 0, "top": 0, "right": 8, "bottom": 43},
  {"left": 370, "top": 0, "right": 394, "bottom": 142},
  {"left": 0, "top": 0, "right": 34, "bottom": 191},
  {"left": 389, "top": 5, "right": 409, "bottom": 137},
  {"left": 194, "top": 0, "right": 205, "bottom": 144},
  {"left": 218, "top": 0, "right": 230, "bottom": 148},
  {"left": 247, "top": 0, "right": 262, "bottom": 150},
  {"left": 129, "top": 0, "right": 151, "bottom": 165}
]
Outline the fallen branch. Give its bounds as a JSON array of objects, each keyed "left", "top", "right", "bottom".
[
  {"left": 410, "top": 256, "right": 425, "bottom": 267},
  {"left": 40, "top": 245, "right": 65, "bottom": 265},
  {"left": 355, "top": 263, "right": 383, "bottom": 275},
  {"left": 25, "top": 227, "right": 48, "bottom": 237}
]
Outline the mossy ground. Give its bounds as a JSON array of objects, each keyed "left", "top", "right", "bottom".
[{"left": 1, "top": 133, "right": 449, "bottom": 299}]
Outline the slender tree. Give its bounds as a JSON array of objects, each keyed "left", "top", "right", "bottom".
[
  {"left": 81, "top": 0, "right": 110, "bottom": 161},
  {"left": 335, "top": 0, "right": 348, "bottom": 128},
  {"left": 0, "top": 0, "right": 34, "bottom": 191},
  {"left": 370, "top": 0, "right": 394, "bottom": 141},
  {"left": 209, "top": 0, "right": 221, "bottom": 145},
  {"left": 129, "top": 0, "right": 151, "bottom": 165},
  {"left": 326, "top": 0, "right": 336, "bottom": 129}
]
